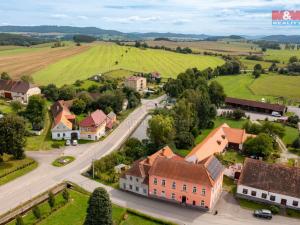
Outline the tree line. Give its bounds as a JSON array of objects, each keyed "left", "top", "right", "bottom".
[{"left": 148, "top": 68, "right": 226, "bottom": 149}]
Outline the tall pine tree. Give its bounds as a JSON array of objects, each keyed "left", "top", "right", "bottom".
[{"left": 84, "top": 187, "right": 112, "bottom": 225}]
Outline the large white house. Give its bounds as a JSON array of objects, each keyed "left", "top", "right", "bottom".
[
  {"left": 237, "top": 158, "right": 300, "bottom": 210},
  {"left": 51, "top": 100, "right": 79, "bottom": 140},
  {"left": 0, "top": 79, "right": 41, "bottom": 104}
]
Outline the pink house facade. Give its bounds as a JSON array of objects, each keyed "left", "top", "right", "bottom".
[
  {"left": 148, "top": 157, "right": 223, "bottom": 209},
  {"left": 120, "top": 146, "right": 224, "bottom": 210}
]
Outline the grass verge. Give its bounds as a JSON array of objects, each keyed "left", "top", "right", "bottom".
[{"left": 52, "top": 156, "right": 75, "bottom": 167}]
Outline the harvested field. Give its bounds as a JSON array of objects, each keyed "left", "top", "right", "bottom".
[
  {"left": 0, "top": 45, "right": 90, "bottom": 79},
  {"left": 125, "top": 40, "right": 261, "bottom": 56}
]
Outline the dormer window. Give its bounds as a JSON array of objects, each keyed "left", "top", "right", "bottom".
[
  {"left": 217, "top": 140, "right": 221, "bottom": 145},
  {"left": 221, "top": 135, "right": 226, "bottom": 139}
]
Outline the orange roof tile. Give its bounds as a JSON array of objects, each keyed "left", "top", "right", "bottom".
[{"left": 186, "top": 123, "right": 254, "bottom": 162}]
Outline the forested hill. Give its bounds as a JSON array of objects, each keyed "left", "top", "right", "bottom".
[{"left": 0, "top": 33, "right": 49, "bottom": 46}]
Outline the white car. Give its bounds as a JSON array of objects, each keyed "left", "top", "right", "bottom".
[
  {"left": 72, "top": 140, "right": 78, "bottom": 146},
  {"left": 271, "top": 111, "right": 281, "bottom": 117},
  {"left": 65, "top": 140, "right": 71, "bottom": 146}
]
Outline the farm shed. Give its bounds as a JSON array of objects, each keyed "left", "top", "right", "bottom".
[{"left": 225, "top": 97, "right": 287, "bottom": 115}]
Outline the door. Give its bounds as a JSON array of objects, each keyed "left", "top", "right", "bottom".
[
  {"left": 182, "top": 196, "right": 186, "bottom": 204},
  {"left": 281, "top": 199, "right": 287, "bottom": 205},
  {"left": 4, "top": 92, "right": 12, "bottom": 99}
]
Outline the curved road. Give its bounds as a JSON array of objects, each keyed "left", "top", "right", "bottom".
[{"left": 0, "top": 96, "right": 299, "bottom": 225}]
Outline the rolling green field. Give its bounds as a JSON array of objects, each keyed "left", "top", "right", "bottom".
[
  {"left": 213, "top": 73, "right": 300, "bottom": 103},
  {"left": 32, "top": 43, "right": 224, "bottom": 86},
  {"left": 8, "top": 189, "right": 174, "bottom": 225},
  {"left": 264, "top": 49, "right": 300, "bottom": 63}
]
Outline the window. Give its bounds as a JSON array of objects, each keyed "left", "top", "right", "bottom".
[
  {"left": 88, "top": 135, "right": 91, "bottom": 139},
  {"left": 154, "top": 189, "right": 157, "bottom": 195},
  {"left": 154, "top": 178, "right": 157, "bottom": 185},
  {"left": 200, "top": 200, "right": 205, "bottom": 207},
  {"left": 251, "top": 191, "right": 256, "bottom": 196},
  {"left": 201, "top": 188, "right": 206, "bottom": 196},
  {"left": 270, "top": 195, "right": 276, "bottom": 201},
  {"left": 135, "top": 186, "right": 139, "bottom": 192},
  {"left": 129, "top": 185, "right": 133, "bottom": 190},
  {"left": 293, "top": 201, "right": 299, "bottom": 207},
  {"left": 143, "top": 189, "right": 147, "bottom": 194},
  {"left": 242, "top": 188, "right": 248, "bottom": 194},
  {"left": 161, "top": 190, "right": 166, "bottom": 197},
  {"left": 123, "top": 184, "right": 126, "bottom": 189},
  {"left": 57, "top": 133, "right": 60, "bottom": 137},
  {"left": 193, "top": 187, "right": 197, "bottom": 193},
  {"left": 130, "top": 176, "right": 132, "bottom": 181},
  {"left": 183, "top": 184, "right": 187, "bottom": 192},
  {"left": 172, "top": 181, "right": 176, "bottom": 189},
  {"left": 63, "top": 133, "right": 65, "bottom": 137},
  {"left": 171, "top": 193, "right": 175, "bottom": 200},
  {"left": 261, "top": 193, "right": 267, "bottom": 199},
  {"left": 136, "top": 178, "right": 139, "bottom": 182},
  {"left": 162, "top": 179, "right": 166, "bottom": 187}
]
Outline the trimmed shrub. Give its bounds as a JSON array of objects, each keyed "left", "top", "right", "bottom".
[
  {"left": 62, "top": 189, "right": 70, "bottom": 201},
  {"left": 32, "top": 205, "right": 41, "bottom": 219},
  {"left": 15, "top": 216, "right": 24, "bottom": 225},
  {"left": 269, "top": 205, "right": 280, "bottom": 214},
  {"left": 48, "top": 192, "right": 55, "bottom": 208}
]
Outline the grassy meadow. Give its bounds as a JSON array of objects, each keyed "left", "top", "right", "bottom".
[
  {"left": 32, "top": 43, "right": 224, "bottom": 86},
  {"left": 7, "top": 189, "right": 175, "bottom": 225},
  {"left": 213, "top": 73, "right": 300, "bottom": 103}
]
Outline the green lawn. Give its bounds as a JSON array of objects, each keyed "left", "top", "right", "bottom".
[
  {"left": 281, "top": 125, "right": 299, "bottom": 146},
  {"left": 32, "top": 43, "right": 224, "bottom": 86},
  {"left": 221, "top": 150, "right": 245, "bottom": 164},
  {"left": 264, "top": 49, "right": 300, "bottom": 63},
  {"left": 223, "top": 176, "right": 237, "bottom": 193},
  {"left": 8, "top": 189, "right": 175, "bottom": 225},
  {"left": 104, "top": 68, "right": 136, "bottom": 78},
  {"left": 0, "top": 154, "right": 37, "bottom": 185},
  {"left": 249, "top": 74, "right": 300, "bottom": 102},
  {"left": 26, "top": 111, "right": 65, "bottom": 151},
  {"left": 213, "top": 73, "right": 300, "bottom": 103},
  {"left": 52, "top": 156, "right": 75, "bottom": 167},
  {"left": 0, "top": 99, "right": 13, "bottom": 114}
]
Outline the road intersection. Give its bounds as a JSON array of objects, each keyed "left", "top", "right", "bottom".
[{"left": 0, "top": 96, "right": 299, "bottom": 225}]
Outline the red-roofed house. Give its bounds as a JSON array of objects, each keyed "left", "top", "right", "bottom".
[
  {"left": 79, "top": 110, "right": 114, "bottom": 141},
  {"left": 120, "top": 146, "right": 224, "bottom": 210},
  {"left": 51, "top": 100, "right": 79, "bottom": 140},
  {"left": 186, "top": 123, "right": 255, "bottom": 163}
]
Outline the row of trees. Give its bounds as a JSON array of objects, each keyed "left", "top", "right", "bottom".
[{"left": 148, "top": 68, "right": 226, "bottom": 149}]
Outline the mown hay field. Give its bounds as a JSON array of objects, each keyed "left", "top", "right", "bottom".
[
  {"left": 213, "top": 73, "right": 300, "bottom": 103},
  {"left": 33, "top": 43, "right": 224, "bottom": 86},
  {"left": 0, "top": 42, "right": 90, "bottom": 79}
]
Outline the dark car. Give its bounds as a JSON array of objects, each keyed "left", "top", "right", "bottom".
[{"left": 253, "top": 209, "right": 272, "bottom": 219}]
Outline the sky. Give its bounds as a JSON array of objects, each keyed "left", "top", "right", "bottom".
[{"left": 1, "top": 0, "right": 300, "bottom": 35}]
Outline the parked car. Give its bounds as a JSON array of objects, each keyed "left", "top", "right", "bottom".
[
  {"left": 65, "top": 140, "right": 71, "bottom": 146},
  {"left": 72, "top": 140, "right": 78, "bottom": 146},
  {"left": 271, "top": 111, "right": 281, "bottom": 117},
  {"left": 253, "top": 209, "right": 272, "bottom": 219}
]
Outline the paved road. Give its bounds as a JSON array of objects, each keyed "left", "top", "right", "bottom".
[
  {"left": 69, "top": 174, "right": 300, "bottom": 225},
  {"left": 0, "top": 97, "right": 299, "bottom": 225},
  {"left": 0, "top": 97, "right": 163, "bottom": 215}
]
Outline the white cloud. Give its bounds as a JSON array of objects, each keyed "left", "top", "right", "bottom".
[
  {"left": 78, "top": 15, "right": 88, "bottom": 20},
  {"left": 50, "top": 14, "right": 69, "bottom": 19},
  {"left": 103, "top": 16, "right": 161, "bottom": 23}
]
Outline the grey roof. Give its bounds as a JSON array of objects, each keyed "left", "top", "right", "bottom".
[
  {"left": 206, "top": 156, "right": 224, "bottom": 181},
  {"left": 0, "top": 79, "right": 36, "bottom": 94}
]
